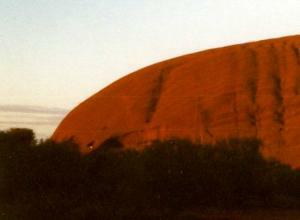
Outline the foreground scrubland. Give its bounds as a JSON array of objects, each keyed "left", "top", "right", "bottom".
[{"left": 1, "top": 129, "right": 300, "bottom": 219}]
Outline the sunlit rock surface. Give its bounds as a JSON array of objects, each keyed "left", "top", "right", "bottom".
[{"left": 53, "top": 35, "right": 300, "bottom": 167}]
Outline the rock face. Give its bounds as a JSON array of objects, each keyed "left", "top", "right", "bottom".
[{"left": 53, "top": 35, "right": 300, "bottom": 167}]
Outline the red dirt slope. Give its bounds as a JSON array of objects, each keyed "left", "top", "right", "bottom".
[{"left": 52, "top": 35, "right": 300, "bottom": 167}]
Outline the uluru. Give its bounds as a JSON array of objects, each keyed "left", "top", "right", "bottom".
[{"left": 53, "top": 35, "right": 300, "bottom": 167}]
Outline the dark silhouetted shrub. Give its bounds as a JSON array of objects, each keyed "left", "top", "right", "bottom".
[{"left": 2, "top": 128, "right": 300, "bottom": 219}]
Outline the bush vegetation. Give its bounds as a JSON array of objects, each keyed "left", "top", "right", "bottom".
[{"left": 1, "top": 129, "right": 300, "bottom": 219}]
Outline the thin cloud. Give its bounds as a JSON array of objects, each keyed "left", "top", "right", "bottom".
[
  {"left": 0, "top": 116, "right": 63, "bottom": 125},
  {"left": 0, "top": 104, "right": 68, "bottom": 115},
  {"left": 0, "top": 121, "right": 58, "bottom": 126},
  {"left": 0, "top": 105, "right": 68, "bottom": 138}
]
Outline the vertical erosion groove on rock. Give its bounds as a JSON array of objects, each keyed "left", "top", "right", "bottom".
[
  {"left": 292, "top": 45, "right": 300, "bottom": 95},
  {"left": 292, "top": 45, "right": 300, "bottom": 65},
  {"left": 246, "top": 49, "right": 259, "bottom": 133},
  {"left": 267, "top": 45, "right": 285, "bottom": 148},
  {"left": 269, "top": 46, "right": 285, "bottom": 127},
  {"left": 145, "top": 67, "right": 171, "bottom": 123}
]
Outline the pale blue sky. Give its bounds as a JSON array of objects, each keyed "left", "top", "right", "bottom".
[{"left": 0, "top": 0, "right": 300, "bottom": 138}]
